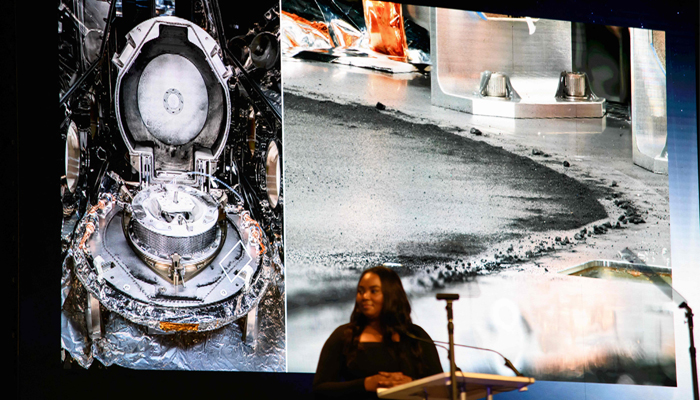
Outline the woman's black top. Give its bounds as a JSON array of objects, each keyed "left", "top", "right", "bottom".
[{"left": 313, "top": 323, "right": 443, "bottom": 399}]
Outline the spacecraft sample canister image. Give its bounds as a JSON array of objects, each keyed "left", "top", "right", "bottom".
[
  {"left": 282, "top": 1, "right": 676, "bottom": 386},
  {"left": 59, "top": 0, "right": 284, "bottom": 371}
]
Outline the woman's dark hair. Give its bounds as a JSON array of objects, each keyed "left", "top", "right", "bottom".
[{"left": 344, "top": 266, "right": 424, "bottom": 375}]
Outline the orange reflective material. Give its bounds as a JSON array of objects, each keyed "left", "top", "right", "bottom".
[
  {"left": 329, "top": 18, "right": 363, "bottom": 48},
  {"left": 362, "top": 0, "right": 407, "bottom": 61},
  {"left": 159, "top": 321, "right": 199, "bottom": 332},
  {"left": 281, "top": 10, "right": 332, "bottom": 48}
]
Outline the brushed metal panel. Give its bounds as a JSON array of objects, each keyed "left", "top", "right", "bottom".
[
  {"left": 434, "top": 8, "right": 570, "bottom": 98},
  {"left": 430, "top": 8, "right": 604, "bottom": 119}
]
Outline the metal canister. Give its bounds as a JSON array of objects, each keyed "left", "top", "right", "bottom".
[
  {"left": 564, "top": 72, "right": 586, "bottom": 98},
  {"left": 485, "top": 73, "right": 508, "bottom": 97}
]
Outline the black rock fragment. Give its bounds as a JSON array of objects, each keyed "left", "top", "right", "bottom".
[
  {"left": 629, "top": 216, "right": 646, "bottom": 224},
  {"left": 614, "top": 199, "right": 631, "bottom": 209},
  {"left": 563, "top": 161, "right": 571, "bottom": 167},
  {"left": 375, "top": 102, "right": 386, "bottom": 110},
  {"left": 470, "top": 128, "right": 483, "bottom": 136}
]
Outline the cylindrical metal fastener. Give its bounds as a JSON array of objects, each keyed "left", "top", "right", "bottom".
[
  {"left": 485, "top": 73, "right": 508, "bottom": 97},
  {"left": 564, "top": 72, "right": 586, "bottom": 98}
]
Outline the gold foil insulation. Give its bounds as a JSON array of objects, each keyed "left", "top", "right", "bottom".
[{"left": 159, "top": 321, "right": 200, "bottom": 332}]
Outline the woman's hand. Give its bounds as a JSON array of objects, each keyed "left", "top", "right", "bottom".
[
  {"left": 379, "top": 372, "right": 413, "bottom": 386},
  {"left": 364, "top": 372, "right": 413, "bottom": 391}
]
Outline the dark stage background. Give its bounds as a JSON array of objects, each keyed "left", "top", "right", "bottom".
[{"left": 10, "top": 0, "right": 699, "bottom": 398}]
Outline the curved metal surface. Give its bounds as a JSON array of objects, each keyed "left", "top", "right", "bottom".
[
  {"left": 485, "top": 73, "right": 507, "bottom": 97},
  {"left": 564, "top": 72, "right": 586, "bottom": 98},
  {"left": 113, "top": 16, "right": 232, "bottom": 177},
  {"left": 65, "top": 121, "right": 81, "bottom": 193},
  {"left": 265, "top": 141, "right": 281, "bottom": 209},
  {"left": 631, "top": 28, "right": 668, "bottom": 174},
  {"left": 137, "top": 54, "right": 209, "bottom": 145},
  {"left": 130, "top": 184, "right": 220, "bottom": 239},
  {"left": 123, "top": 212, "right": 227, "bottom": 284}
]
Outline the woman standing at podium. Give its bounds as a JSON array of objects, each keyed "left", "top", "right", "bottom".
[{"left": 313, "top": 266, "right": 443, "bottom": 399}]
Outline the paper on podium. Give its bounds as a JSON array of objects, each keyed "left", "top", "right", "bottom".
[{"left": 377, "top": 371, "right": 535, "bottom": 400}]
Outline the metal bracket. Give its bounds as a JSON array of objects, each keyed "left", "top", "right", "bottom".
[
  {"left": 235, "top": 264, "right": 254, "bottom": 291},
  {"left": 171, "top": 253, "right": 185, "bottom": 287},
  {"left": 241, "top": 303, "right": 260, "bottom": 345},
  {"left": 85, "top": 291, "right": 102, "bottom": 340}
]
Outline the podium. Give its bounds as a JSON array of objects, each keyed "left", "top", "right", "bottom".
[{"left": 377, "top": 371, "right": 535, "bottom": 400}]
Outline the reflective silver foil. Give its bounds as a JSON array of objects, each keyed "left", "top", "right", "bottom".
[
  {"left": 281, "top": 10, "right": 430, "bottom": 68},
  {"left": 62, "top": 253, "right": 95, "bottom": 368},
  {"left": 62, "top": 195, "right": 286, "bottom": 370},
  {"left": 96, "top": 283, "right": 285, "bottom": 371},
  {"left": 62, "top": 247, "right": 285, "bottom": 371}
]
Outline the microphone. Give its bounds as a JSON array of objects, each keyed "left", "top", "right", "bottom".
[
  {"left": 438, "top": 342, "right": 523, "bottom": 377},
  {"left": 434, "top": 292, "right": 523, "bottom": 377},
  {"left": 405, "top": 332, "right": 524, "bottom": 377}
]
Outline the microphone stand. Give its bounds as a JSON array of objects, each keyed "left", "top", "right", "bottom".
[
  {"left": 623, "top": 264, "right": 698, "bottom": 400},
  {"left": 437, "top": 293, "right": 460, "bottom": 400},
  {"left": 679, "top": 302, "right": 699, "bottom": 400}
]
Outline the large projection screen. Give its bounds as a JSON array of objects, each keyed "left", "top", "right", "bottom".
[{"left": 280, "top": 2, "right": 699, "bottom": 399}]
